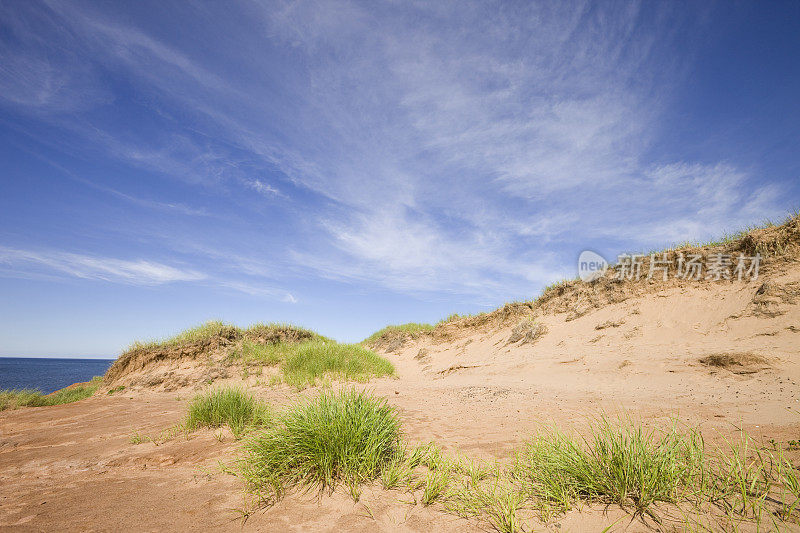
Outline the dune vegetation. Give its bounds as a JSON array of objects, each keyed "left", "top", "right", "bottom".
[
  {"left": 106, "top": 321, "right": 394, "bottom": 389},
  {"left": 124, "top": 321, "right": 324, "bottom": 353},
  {"left": 0, "top": 376, "right": 102, "bottom": 411},
  {"left": 184, "top": 387, "right": 272, "bottom": 438},
  {"left": 362, "top": 322, "right": 436, "bottom": 346},
  {"left": 8, "top": 214, "right": 800, "bottom": 529},
  {"left": 229, "top": 339, "right": 395, "bottom": 388},
  {"left": 361, "top": 314, "right": 489, "bottom": 348},
  {"left": 241, "top": 389, "right": 401, "bottom": 502},
  {"left": 280, "top": 341, "right": 395, "bottom": 387},
  {"left": 359, "top": 211, "right": 800, "bottom": 352},
  {"left": 228, "top": 389, "right": 800, "bottom": 531}
]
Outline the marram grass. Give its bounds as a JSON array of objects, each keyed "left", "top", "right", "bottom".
[
  {"left": 231, "top": 395, "right": 799, "bottom": 530},
  {"left": 0, "top": 376, "right": 102, "bottom": 411},
  {"left": 361, "top": 322, "right": 435, "bottom": 345},
  {"left": 124, "top": 320, "right": 320, "bottom": 352},
  {"left": 281, "top": 341, "right": 395, "bottom": 387},
  {"left": 240, "top": 388, "right": 401, "bottom": 502},
  {"left": 511, "top": 417, "right": 707, "bottom": 516},
  {"left": 184, "top": 387, "right": 271, "bottom": 438},
  {"left": 229, "top": 339, "right": 395, "bottom": 388}
]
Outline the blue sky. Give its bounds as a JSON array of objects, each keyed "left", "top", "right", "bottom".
[{"left": 1, "top": 1, "right": 798, "bottom": 357}]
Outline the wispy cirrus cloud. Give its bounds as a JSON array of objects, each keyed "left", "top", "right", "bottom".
[
  {"left": 218, "top": 280, "right": 297, "bottom": 303},
  {"left": 0, "top": 246, "right": 298, "bottom": 304},
  {"left": 0, "top": 247, "right": 205, "bottom": 285},
  {"left": 244, "top": 0, "right": 786, "bottom": 294},
  {"left": 0, "top": 0, "right": 792, "bottom": 307},
  {"left": 242, "top": 178, "right": 281, "bottom": 198}
]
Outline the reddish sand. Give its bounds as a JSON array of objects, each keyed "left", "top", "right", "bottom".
[{"left": 2, "top": 263, "right": 799, "bottom": 531}]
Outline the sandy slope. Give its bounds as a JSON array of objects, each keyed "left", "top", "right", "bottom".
[{"left": 1, "top": 261, "right": 799, "bottom": 531}]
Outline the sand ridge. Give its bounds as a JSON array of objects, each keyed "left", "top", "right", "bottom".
[{"left": 2, "top": 217, "right": 800, "bottom": 531}]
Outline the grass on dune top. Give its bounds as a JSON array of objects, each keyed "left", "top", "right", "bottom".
[
  {"left": 360, "top": 311, "right": 505, "bottom": 348},
  {"left": 231, "top": 339, "right": 395, "bottom": 387},
  {"left": 107, "top": 320, "right": 333, "bottom": 383},
  {"left": 362, "top": 211, "right": 800, "bottom": 349},
  {"left": 652, "top": 208, "right": 799, "bottom": 256},
  {"left": 361, "top": 323, "right": 436, "bottom": 346},
  {"left": 125, "top": 320, "right": 324, "bottom": 352},
  {"left": 108, "top": 320, "right": 394, "bottom": 388},
  {"left": 534, "top": 211, "right": 800, "bottom": 304},
  {"left": 361, "top": 314, "right": 489, "bottom": 345},
  {"left": 0, "top": 376, "right": 102, "bottom": 411}
]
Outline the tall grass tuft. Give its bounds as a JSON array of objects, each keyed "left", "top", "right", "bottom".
[
  {"left": 512, "top": 417, "right": 706, "bottom": 516},
  {"left": 184, "top": 387, "right": 271, "bottom": 438},
  {"left": 227, "top": 339, "right": 394, "bottom": 388},
  {"left": 240, "top": 389, "right": 401, "bottom": 503},
  {"left": 281, "top": 341, "right": 394, "bottom": 387},
  {"left": 231, "top": 340, "right": 284, "bottom": 365}
]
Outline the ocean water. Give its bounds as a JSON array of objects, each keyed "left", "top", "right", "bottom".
[{"left": 0, "top": 357, "right": 114, "bottom": 394}]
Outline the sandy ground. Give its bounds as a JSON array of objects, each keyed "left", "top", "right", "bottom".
[{"left": 1, "top": 271, "right": 799, "bottom": 531}]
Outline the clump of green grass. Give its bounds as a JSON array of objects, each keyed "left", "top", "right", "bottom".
[
  {"left": 706, "top": 432, "right": 800, "bottom": 523},
  {"left": 381, "top": 449, "right": 416, "bottom": 490},
  {"left": 421, "top": 469, "right": 451, "bottom": 505},
  {"left": 0, "top": 376, "right": 102, "bottom": 411},
  {"left": 243, "top": 322, "right": 325, "bottom": 342},
  {"left": 362, "top": 323, "right": 435, "bottom": 346},
  {"left": 230, "top": 339, "right": 394, "bottom": 388},
  {"left": 231, "top": 340, "right": 285, "bottom": 366},
  {"left": 184, "top": 387, "right": 271, "bottom": 438},
  {"left": 46, "top": 378, "right": 103, "bottom": 404},
  {"left": 775, "top": 450, "right": 800, "bottom": 520},
  {"left": 240, "top": 389, "right": 401, "bottom": 503},
  {"left": 281, "top": 341, "right": 394, "bottom": 388},
  {"left": 512, "top": 417, "right": 706, "bottom": 517}
]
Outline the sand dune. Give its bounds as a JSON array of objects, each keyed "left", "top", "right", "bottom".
[{"left": 2, "top": 217, "right": 799, "bottom": 531}]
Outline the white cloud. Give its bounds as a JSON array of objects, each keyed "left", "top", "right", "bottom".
[
  {"left": 0, "top": 1, "right": 790, "bottom": 302},
  {"left": 218, "top": 280, "right": 297, "bottom": 303},
  {"left": 0, "top": 246, "right": 299, "bottom": 303},
  {"left": 629, "top": 163, "right": 784, "bottom": 244},
  {"left": 0, "top": 5, "right": 111, "bottom": 113},
  {"left": 243, "top": 178, "right": 280, "bottom": 197},
  {"left": 0, "top": 247, "right": 205, "bottom": 285},
  {"left": 289, "top": 207, "right": 562, "bottom": 301}
]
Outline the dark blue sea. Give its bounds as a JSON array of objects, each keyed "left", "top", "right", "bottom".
[{"left": 0, "top": 357, "right": 114, "bottom": 394}]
